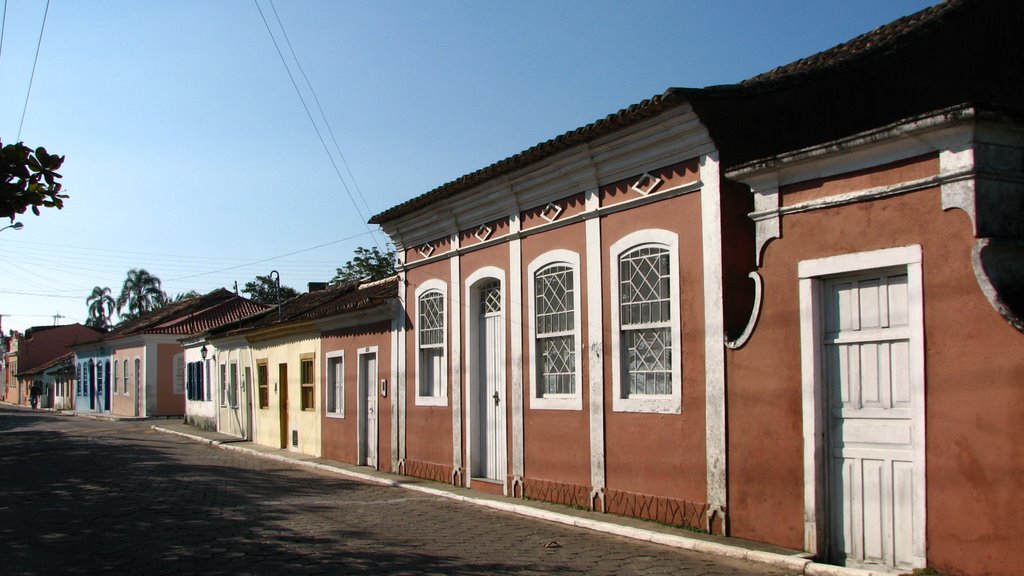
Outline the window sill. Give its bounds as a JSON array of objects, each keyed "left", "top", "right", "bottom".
[
  {"left": 415, "top": 395, "right": 448, "bottom": 407},
  {"left": 326, "top": 412, "right": 345, "bottom": 419},
  {"left": 611, "top": 395, "right": 681, "bottom": 414},
  {"left": 529, "top": 395, "right": 583, "bottom": 411}
]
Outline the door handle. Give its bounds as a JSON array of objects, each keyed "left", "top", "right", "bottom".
[{"left": 492, "top": 390, "right": 500, "bottom": 406}]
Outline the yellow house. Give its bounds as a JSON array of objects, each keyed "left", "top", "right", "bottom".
[
  {"left": 204, "top": 280, "right": 397, "bottom": 458},
  {"left": 246, "top": 328, "right": 321, "bottom": 456}
]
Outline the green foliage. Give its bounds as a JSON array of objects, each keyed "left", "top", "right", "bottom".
[
  {"left": 1, "top": 139, "right": 67, "bottom": 222},
  {"left": 332, "top": 246, "right": 396, "bottom": 284},
  {"left": 116, "top": 268, "right": 167, "bottom": 321},
  {"left": 242, "top": 274, "right": 299, "bottom": 305},
  {"left": 85, "top": 286, "right": 115, "bottom": 330},
  {"left": 173, "top": 290, "right": 200, "bottom": 302}
]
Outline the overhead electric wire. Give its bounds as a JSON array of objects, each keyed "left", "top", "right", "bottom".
[
  {"left": 253, "top": 0, "right": 384, "bottom": 253},
  {"left": 16, "top": 0, "right": 49, "bottom": 143},
  {"left": 164, "top": 229, "right": 373, "bottom": 282},
  {"left": 267, "top": 0, "right": 374, "bottom": 219},
  {"left": 0, "top": 0, "right": 7, "bottom": 67}
]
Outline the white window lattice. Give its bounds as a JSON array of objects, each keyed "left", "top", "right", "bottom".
[
  {"left": 535, "top": 265, "right": 575, "bottom": 395},
  {"left": 619, "top": 246, "right": 672, "bottom": 396},
  {"left": 419, "top": 291, "right": 445, "bottom": 346},
  {"left": 418, "top": 290, "right": 445, "bottom": 397},
  {"left": 479, "top": 281, "right": 502, "bottom": 316}
]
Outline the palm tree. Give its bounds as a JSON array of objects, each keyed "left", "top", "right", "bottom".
[
  {"left": 116, "top": 268, "right": 166, "bottom": 320},
  {"left": 85, "top": 286, "right": 115, "bottom": 330}
]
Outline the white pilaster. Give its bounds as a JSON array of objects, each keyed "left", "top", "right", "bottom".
[
  {"left": 449, "top": 233, "right": 463, "bottom": 482},
  {"left": 584, "top": 186, "right": 606, "bottom": 510},
  {"left": 509, "top": 213, "right": 525, "bottom": 494},
  {"left": 700, "top": 153, "right": 728, "bottom": 532}
]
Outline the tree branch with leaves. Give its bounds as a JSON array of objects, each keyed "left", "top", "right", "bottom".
[
  {"left": 332, "top": 247, "right": 396, "bottom": 284},
  {"left": 1, "top": 139, "right": 67, "bottom": 223}
]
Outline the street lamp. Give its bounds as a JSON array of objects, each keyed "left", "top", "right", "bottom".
[{"left": 1, "top": 222, "right": 24, "bottom": 233}]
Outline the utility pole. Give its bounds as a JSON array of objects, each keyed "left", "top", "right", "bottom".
[{"left": 52, "top": 313, "right": 64, "bottom": 326}]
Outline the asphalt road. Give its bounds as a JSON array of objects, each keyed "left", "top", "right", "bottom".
[{"left": 0, "top": 405, "right": 796, "bottom": 575}]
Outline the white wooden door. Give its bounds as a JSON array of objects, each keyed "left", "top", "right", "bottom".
[
  {"left": 824, "top": 270, "right": 918, "bottom": 571},
  {"left": 475, "top": 282, "right": 506, "bottom": 481},
  {"left": 359, "top": 352, "right": 378, "bottom": 468}
]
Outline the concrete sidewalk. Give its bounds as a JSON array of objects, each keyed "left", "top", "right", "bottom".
[{"left": 151, "top": 420, "right": 893, "bottom": 576}]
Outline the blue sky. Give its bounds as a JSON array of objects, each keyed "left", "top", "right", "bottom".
[{"left": 0, "top": 0, "right": 936, "bottom": 333}]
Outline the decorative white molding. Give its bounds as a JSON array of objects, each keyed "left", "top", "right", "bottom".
[
  {"left": 724, "top": 272, "right": 763, "bottom": 350},
  {"left": 418, "top": 242, "right": 435, "bottom": 258},
  {"left": 399, "top": 178, "right": 702, "bottom": 272},
  {"left": 475, "top": 223, "right": 493, "bottom": 242},
  {"left": 631, "top": 172, "right": 663, "bottom": 196},
  {"left": 378, "top": 106, "right": 714, "bottom": 248},
  {"left": 540, "top": 202, "right": 563, "bottom": 223},
  {"left": 972, "top": 238, "right": 1024, "bottom": 333},
  {"left": 939, "top": 146, "right": 977, "bottom": 234}
]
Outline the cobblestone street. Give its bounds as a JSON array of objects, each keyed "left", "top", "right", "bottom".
[{"left": 0, "top": 406, "right": 796, "bottom": 575}]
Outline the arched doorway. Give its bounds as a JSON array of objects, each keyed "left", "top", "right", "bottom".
[{"left": 466, "top": 271, "right": 507, "bottom": 485}]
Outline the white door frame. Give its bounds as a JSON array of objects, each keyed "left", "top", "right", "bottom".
[
  {"left": 357, "top": 346, "right": 379, "bottom": 469},
  {"left": 464, "top": 266, "right": 507, "bottom": 487},
  {"left": 798, "top": 245, "right": 926, "bottom": 569}
]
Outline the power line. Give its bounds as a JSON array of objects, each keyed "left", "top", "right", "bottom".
[
  {"left": 0, "top": 0, "right": 8, "bottom": 67},
  {"left": 163, "top": 229, "right": 372, "bottom": 282},
  {"left": 16, "top": 0, "right": 50, "bottom": 143},
  {"left": 252, "top": 0, "right": 384, "bottom": 252},
  {"left": 267, "top": 0, "right": 374, "bottom": 219}
]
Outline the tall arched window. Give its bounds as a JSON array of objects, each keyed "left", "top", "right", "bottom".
[
  {"left": 415, "top": 279, "right": 448, "bottom": 406},
  {"left": 527, "top": 249, "right": 582, "bottom": 410},
  {"left": 610, "top": 230, "right": 682, "bottom": 414}
]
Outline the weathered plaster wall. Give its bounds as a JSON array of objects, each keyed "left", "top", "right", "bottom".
[
  {"left": 599, "top": 188, "right": 708, "bottom": 517},
  {"left": 321, "top": 321, "right": 393, "bottom": 472},
  {"left": 726, "top": 159, "right": 1024, "bottom": 575}
]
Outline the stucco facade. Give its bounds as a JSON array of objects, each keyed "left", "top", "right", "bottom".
[
  {"left": 248, "top": 332, "right": 321, "bottom": 457},
  {"left": 725, "top": 110, "right": 1024, "bottom": 575}
]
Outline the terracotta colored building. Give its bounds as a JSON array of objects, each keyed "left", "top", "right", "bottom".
[
  {"left": 365, "top": 1, "right": 1024, "bottom": 574},
  {"left": 2, "top": 324, "right": 101, "bottom": 406}
]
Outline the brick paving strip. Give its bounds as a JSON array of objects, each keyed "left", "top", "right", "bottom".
[{"left": 150, "top": 420, "right": 890, "bottom": 576}]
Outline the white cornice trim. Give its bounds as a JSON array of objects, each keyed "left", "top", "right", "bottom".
[{"left": 728, "top": 108, "right": 976, "bottom": 187}]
